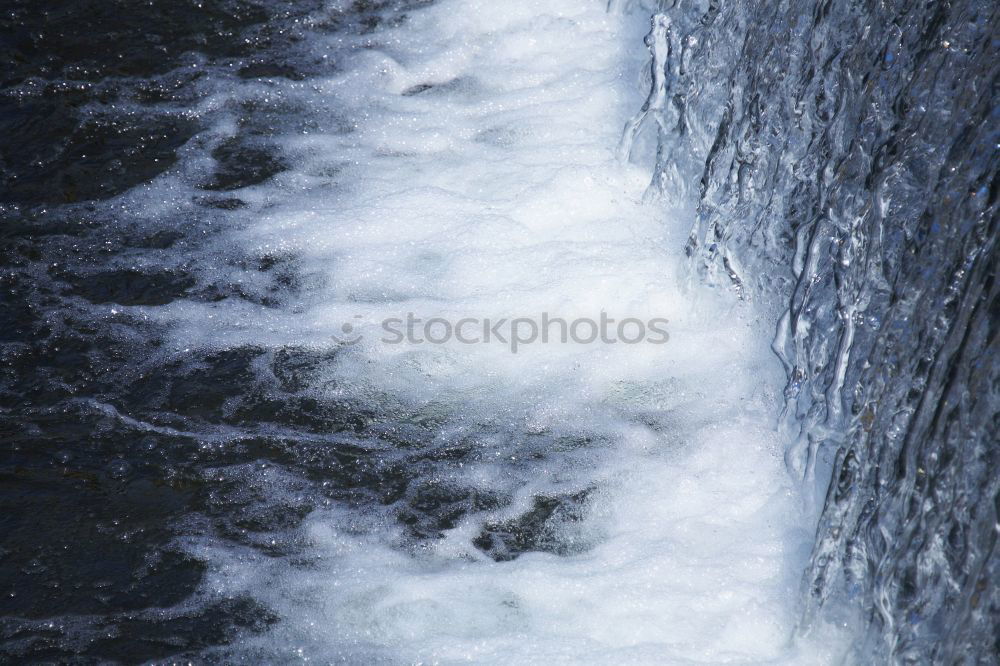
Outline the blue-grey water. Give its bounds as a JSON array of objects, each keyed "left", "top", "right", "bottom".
[
  {"left": 1, "top": 0, "right": 996, "bottom": 663},
  {"left": 674, "top": 0, "right": 998, "bottom": 661}
]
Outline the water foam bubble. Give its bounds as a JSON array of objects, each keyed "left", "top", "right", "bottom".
[{"left": 146, "top": 0, "right": 851, "bottom": 661}]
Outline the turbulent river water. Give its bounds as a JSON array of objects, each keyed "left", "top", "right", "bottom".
[{"left": 0, "top": 0, "right": 996, "bottom": 664}]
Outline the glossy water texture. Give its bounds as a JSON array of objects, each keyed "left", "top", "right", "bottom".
[
  {"left": 2, "top": 0, "right": 846, "bottom": 662},
  {"left": 655, "top": 0, "right": 998, "bottom": 661},
  {"left": 1, "top": 0, "right": 995, "bottom": 663}
]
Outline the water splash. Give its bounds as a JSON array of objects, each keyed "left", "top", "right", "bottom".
[{"left": 633, "top": 0, "right": 999, "bottom": 660}]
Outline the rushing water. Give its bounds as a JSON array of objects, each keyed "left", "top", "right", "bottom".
[
  {"left": 668, "top": 0, "right": 999, "bottom": 662},
  {"left": 1, "top": 0, "right": 996, "bottom": 663}
]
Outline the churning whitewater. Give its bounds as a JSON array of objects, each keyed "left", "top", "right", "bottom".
[
  {"left": 3, "top": 0, "right": 995, "bottom": 660},
  {"left": 122, "top": 1, "right": 853, "bottom": 662}
]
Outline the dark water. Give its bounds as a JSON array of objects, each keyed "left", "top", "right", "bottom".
[
  {"left": 1, "top": 0, "right": 997, "bottom": 663},
  {"left": 0, "top": 1, "right": 439, "bottom": 662}
]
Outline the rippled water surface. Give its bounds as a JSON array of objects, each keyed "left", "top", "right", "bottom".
[
  {"left": 1, "top": 0, "right": 996, "bottom": 663},
  {"left": 673, "top": 0, "right": 998, "bottom": 661}
]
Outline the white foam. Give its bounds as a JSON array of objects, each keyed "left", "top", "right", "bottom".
[{"left": 152, "top": 0, "right": 851, "bottom": 662}]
